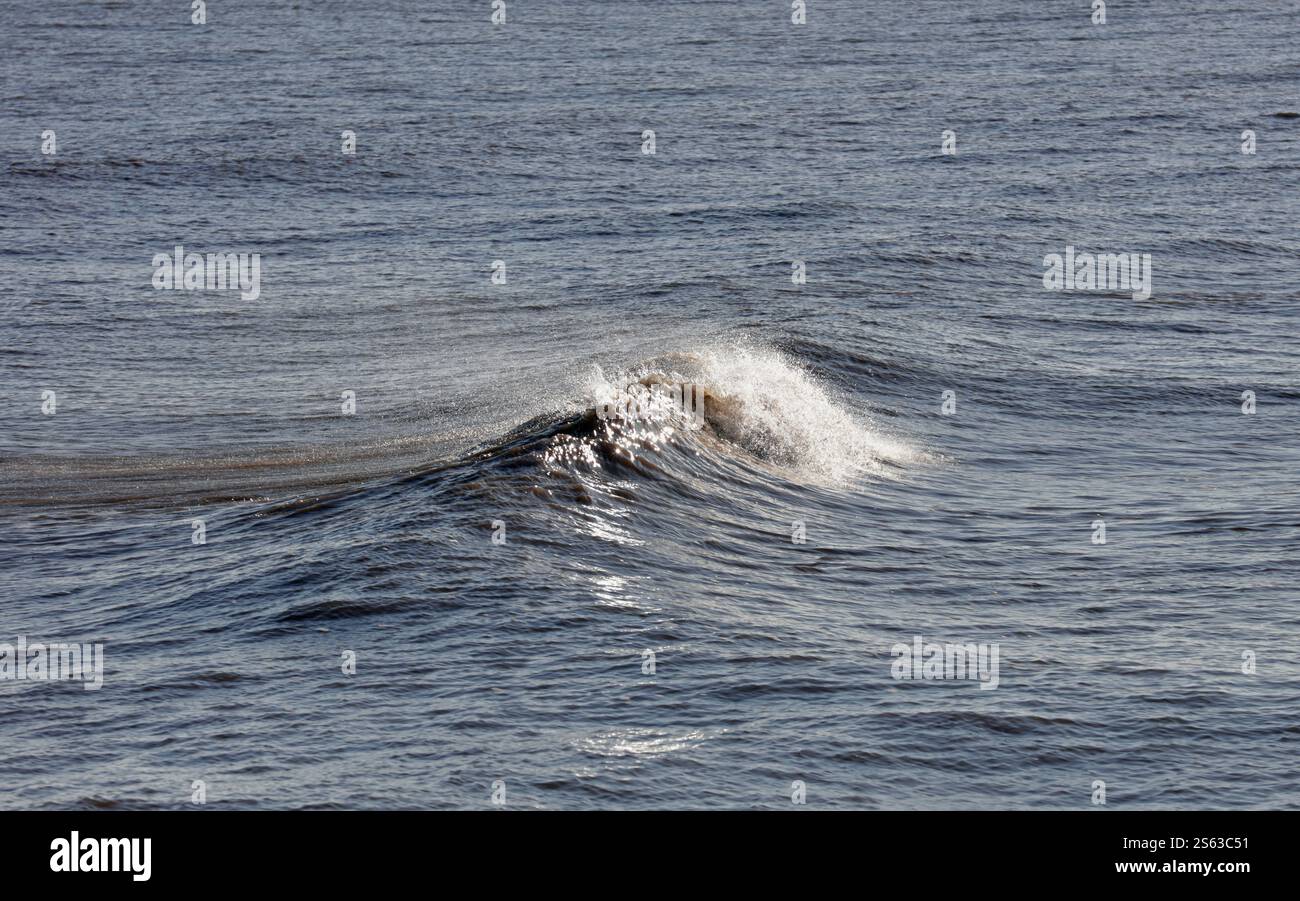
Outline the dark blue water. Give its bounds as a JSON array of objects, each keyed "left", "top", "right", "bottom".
[{"left": 2, "top": 0, "right": 1299, "bottom": 809}]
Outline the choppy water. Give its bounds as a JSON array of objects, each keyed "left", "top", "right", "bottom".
[{"left": 2, "top": 0, "right": 1299, "bottom": 809}]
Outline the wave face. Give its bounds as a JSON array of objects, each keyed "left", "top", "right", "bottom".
[{"left": 5, "top": 0, "right": 1300, "bottom": 811}]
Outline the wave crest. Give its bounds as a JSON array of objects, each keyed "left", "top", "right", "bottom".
[{"left": 580, "top": 341, "right": 924, "bottom": 484}]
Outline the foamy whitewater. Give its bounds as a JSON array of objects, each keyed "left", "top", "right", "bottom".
[
  {"left": 584, "top": 343, "right": 924, "bottom": 484},
  {"left": 3, "top": 0, "right": 1299, "bottom": 810}
]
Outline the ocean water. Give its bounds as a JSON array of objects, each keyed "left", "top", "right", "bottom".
[{"left": 2, "top": 0, "right": 1299, "bottom": 810}]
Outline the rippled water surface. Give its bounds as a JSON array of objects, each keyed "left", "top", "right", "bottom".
[{"left": 2, "top": 1, "right": 1299, "bottom": 809}]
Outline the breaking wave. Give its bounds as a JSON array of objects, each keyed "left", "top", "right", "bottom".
[
  {"left": 1, "top": 340, "right": 926, "bottom": 508},
  {"left": 575, "top": 341, "right": 923, "bottom": 485}
]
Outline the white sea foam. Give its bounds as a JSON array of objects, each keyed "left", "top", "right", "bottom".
[{"left": 584, "top": 340, "right": 924, "bottom": 484}]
